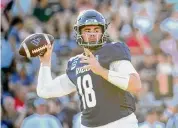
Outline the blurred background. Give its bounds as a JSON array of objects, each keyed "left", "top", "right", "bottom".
[{"left": 1, "top": 0, "right": 178, "bottom": 128}]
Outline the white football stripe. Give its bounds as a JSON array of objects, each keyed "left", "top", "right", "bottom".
[
  {"left": 44, "top": 34, "right": 51, "bottom": 45},
  {"left": 22, "top": 43, "right": 31, "bottom": 58}
]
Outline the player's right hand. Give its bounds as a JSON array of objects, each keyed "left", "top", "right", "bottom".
[{"left": 39, "top": 44, "right": 53, "bottom": 66}]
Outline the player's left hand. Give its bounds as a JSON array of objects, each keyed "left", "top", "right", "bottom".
[{"left": 80, "top": 48, "right": 104, "bottom": 76}]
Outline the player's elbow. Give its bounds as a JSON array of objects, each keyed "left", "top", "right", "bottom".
[{"left": 127, "top": 73, "right": 142, "bottom": 94}]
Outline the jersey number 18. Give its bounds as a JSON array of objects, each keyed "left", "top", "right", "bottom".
[{"left": 77, "top": 74, "right": 96, "bottom": 109}]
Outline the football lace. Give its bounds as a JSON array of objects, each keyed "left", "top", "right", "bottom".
[{"left": 32, "top": 45, "right": 47, "bottom": 54}]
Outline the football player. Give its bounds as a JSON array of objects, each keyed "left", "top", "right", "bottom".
[{"left": 37, "top": 9, "right": 142, "bottom": 128}]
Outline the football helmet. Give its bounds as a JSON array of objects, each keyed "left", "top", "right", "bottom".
[{"left": 74, "top": 9, "right": 108, "bottom": 49}]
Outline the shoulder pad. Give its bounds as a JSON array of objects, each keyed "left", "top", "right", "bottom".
[
  {"left": 68, "top": 54, "right": 82, "bottom": 62},
  {"left": 96, "top": 42, "right": 131, "bottom": 68}
]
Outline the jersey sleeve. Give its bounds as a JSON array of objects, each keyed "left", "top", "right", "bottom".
[
  {"left": 37, "top": 66, "right": 77, "bottom": 98},
  {"left": 107, "top": 60, "right": 138, "bottom": 90},
  {"left": 98, "top": 42, "right": 131, "bottom": 68},
  {"left": 66, "top": 55, "right": 80, "bottom": 85},
  {"left": 109, "top": 60, "right": 137, "bottom": 74}
]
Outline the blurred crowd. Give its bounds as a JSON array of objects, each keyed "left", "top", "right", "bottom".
[{"left": 1, "top": 0, "right": 178, "bottom": 128}]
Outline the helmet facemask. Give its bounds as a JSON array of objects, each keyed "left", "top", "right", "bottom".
[
  {"left": 74, "top": 25, "right": 108, "bottom": 50},
  {"left": 73, "top": 10, "right": 109, "bottom": 50}
]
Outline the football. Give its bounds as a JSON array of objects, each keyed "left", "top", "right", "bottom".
[{"left": 19, "top": 33, "right": 54, "bottom": 58}]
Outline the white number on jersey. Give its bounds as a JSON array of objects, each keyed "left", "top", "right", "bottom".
[{"left": 77, "top": 74, "right": 96, "bottom": 109}]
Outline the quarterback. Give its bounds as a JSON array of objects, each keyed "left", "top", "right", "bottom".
[{"left": 37, "top": 9, "right": 142, "bottom": 128}]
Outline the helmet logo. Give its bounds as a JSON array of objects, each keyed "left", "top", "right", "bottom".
[{"left": 85, "top": 19, "right": 98, "bottom": 23}]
